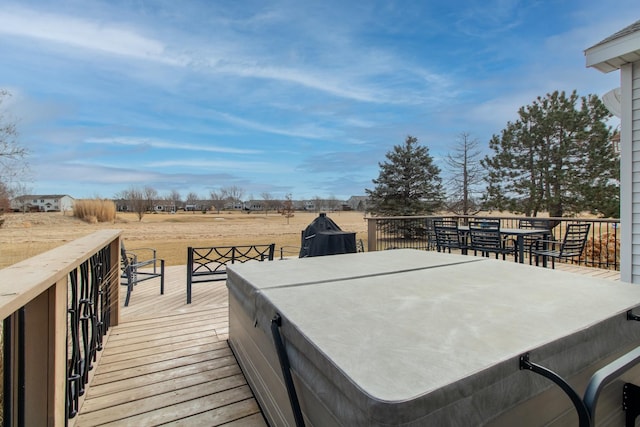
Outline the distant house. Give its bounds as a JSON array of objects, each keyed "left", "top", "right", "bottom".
[
  {"left": 245, "top": 201, "right": 265, "bottom": 211},
  {"left": 585, "top": 19, "right": 640, "bottom": 283},
  {"left": 11, "top": 195, "right": 74, "bottom": 212}
]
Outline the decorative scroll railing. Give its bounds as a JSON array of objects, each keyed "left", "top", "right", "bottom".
[
  {"left": 0, "top": 229, "right": 121, "bottom": 426},
  {"left": 366, "top": 215, "right": 620, "bottom": 271},
  {"left": 67, "top": 242, "right": 117, "bottom": 419}
]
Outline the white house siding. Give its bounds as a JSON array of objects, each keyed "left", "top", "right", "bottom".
[
  {"left": 632, "top": 61, "right": 640, "bottom": 282},
  {"left": 585, "top": 19, "right": 640, "bottom": 283}
]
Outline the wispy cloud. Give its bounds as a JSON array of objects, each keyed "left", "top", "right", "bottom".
[
  {"left": 0, "top": 6, "right": 182, "bottom": 65},
  {"left": 208, "top": 110, "right": 342, "bottom": 140},
  {"left": 85, "top": 137, "right": 262, "bottom": 155},
  {"left": 0, "top": 4, "right": 452, "bottom": 105}
]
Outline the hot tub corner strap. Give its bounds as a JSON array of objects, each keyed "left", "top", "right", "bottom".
[
  {"left": 271, "top": 314, "right": 306, "bottom": 427},
  {"left": 521, "top": 346, "right": 640, "bottom": 427},
  {"left": 519, "top": 353, "right": 591, "bottom": 427}
]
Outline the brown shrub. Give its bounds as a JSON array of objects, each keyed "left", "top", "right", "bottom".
[
  {"left": 73, "top": 199, "right": 116, "bottom": 223},
  {"left": 582, "top": 232, "right": 620, "bottom": 268}
]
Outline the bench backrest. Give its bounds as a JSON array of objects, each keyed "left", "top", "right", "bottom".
[{"left": 187, "top": 244, "right": 276, "bottom": 285}]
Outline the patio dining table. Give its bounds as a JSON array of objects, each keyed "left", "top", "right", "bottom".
[{"left": 458, "top": 225, "right": 551, "bottom": 263}]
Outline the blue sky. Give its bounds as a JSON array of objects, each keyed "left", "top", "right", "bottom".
[{"left": 0, "top": 1, "right": 636, "bottom": 201}]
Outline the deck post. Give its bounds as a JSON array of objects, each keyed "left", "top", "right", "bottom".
[
  {"left": 110, "top": 235, "right": 122, "bottom": 325},
  {"left": 367, "top": 217, "right": 378, "bottom": 252},
  {"left": 17, "top": 280, "right": 67, "bottom": 426}
]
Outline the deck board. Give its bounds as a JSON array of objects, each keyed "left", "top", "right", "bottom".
[
  {"left": 74, "top": 258, "right": 620, "bottom": 426},
  {"left": 74, "top": 265, "right": 267, "bottom": 427}
]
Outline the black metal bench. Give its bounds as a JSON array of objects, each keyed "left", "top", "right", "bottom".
[
  {"left": 121, "top": 243, "right": 165, "bottom": 307},
  {"left": 186, "top": 243, "right": 275, "bottom": 303}
]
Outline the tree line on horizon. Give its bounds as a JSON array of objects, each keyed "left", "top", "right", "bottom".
[{"left": 366, "top": 90, "right": 620, "bottom": 219}]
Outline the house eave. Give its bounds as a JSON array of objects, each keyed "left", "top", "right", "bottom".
[{"left": 585, "top": 30, "right": 640, "bottom": 73}]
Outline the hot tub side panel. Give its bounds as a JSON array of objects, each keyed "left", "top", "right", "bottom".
[{"left": 229, "top": 288, "right": 348, "bottom": 427}]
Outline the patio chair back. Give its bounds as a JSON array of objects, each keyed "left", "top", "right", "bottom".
[
  {"left": 559, "top": 223, "right": 591, "bottom": 257},
  {"left": 468, "top": 220, "right": 500, "bottom": 250},
  {"left": 518, "top": 218, "right": 551, "bottom": 230},
  {"left": 529, "top": 223, "right": 591, "bottom": 268},
  {"left": 518, "top": 218, "right": 552, "bottom": 255},
  {"left": 424, "top": 217, "right": 441, "bottom": 250},
  {"left": 468, "top": 220, "right": 516, "bottom": 260},
  {"left": 433, "top": 219, "right": 464, "bottom": 253}
]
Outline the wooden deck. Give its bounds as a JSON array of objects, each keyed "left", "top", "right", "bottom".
[
  {"left": 74, "top": 258, "right": 620, "bottom": 426},
  {"left": 74, "top": 265, "right": 267, "bottom": 427}
]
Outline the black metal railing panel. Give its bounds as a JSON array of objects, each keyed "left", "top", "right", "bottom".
[
  {"left": 67, "top": 244, "right": 114, "bottom": 419},
  {"left": 369, "top": 215, "right": 620, "bottom": 270},
  {"left": 373, "top": 216, "right": 446, "bottom": 251}
]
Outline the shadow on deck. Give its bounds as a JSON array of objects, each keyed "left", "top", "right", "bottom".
[{"left": 74, "top": 259, "right": 619, "bottom": 426}]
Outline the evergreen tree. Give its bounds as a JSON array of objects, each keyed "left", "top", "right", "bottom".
[
  {"left": 481, "top": 90, "right": 619, "bottom": 217},
  {"left": 366, "top": 135, "right": 444, "bottom": 215}
]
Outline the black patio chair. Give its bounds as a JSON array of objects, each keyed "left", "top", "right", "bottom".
[
  {"left": 433, "top": 219, "right": 467, "bottom": 254},
  {"left": 529, "top": 223, "right": 591, "bottom": 269},
  {"left": 468, "top": 220, "right": 517, "bottom": 261},
  {"left": 518, "top": 218, "right": 552, "bottom": 260},
  {"left": 424, "top": 217, "right": 441, "bottom": 251},
  {"left": 121, "top": 242, "right": 165, "bottom": 307}
]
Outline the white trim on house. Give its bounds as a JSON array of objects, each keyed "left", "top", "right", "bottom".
[
  {"left": 585, "top": 21, "right": 640, "bottom": 73},
  {"left": 585, "top": 20, "right": 640, "bottom": 283}
]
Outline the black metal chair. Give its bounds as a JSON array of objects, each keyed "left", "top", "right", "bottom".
[
  {"left": 121, "top": 242, "right": 165, "bottom": 307},
  {"left": 530, "top": 223, "right": 591, "bottom": 269},
  {"left": 424, "top": 217, "right": 441, "bottom": 251},
  {"left": 518, "top": 218, "right": 552, "bottom": 260},
  {"left": 468, "top": 220, "right": 517, "bottom": 261},
  {"left": 433, "top": 219, "right": 467, "bottom": 253}
]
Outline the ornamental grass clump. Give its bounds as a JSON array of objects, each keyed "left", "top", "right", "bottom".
[{"left": 73, "top": 199, "right": 117, "bottom": 223}]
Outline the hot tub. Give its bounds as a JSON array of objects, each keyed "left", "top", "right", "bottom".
[{"left": 227, "top": 249, "right": 640, "bottom": 426}]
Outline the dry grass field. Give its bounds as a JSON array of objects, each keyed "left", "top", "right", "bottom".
[{"left": 0, "top": 210, "right": 369, "bottom": 268}]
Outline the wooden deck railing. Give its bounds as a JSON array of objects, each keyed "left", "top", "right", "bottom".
[
  {"left": 0, "top": 229, "right": 121, "bottom": 426},
  {"left": 366, "top": 215, "right": 620, "bottom": 270}
]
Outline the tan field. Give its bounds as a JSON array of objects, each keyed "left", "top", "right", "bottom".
[{"left": 0, "top": 210, "right": 369, "bottom": 268}]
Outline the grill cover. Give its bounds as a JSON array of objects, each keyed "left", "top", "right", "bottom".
[{"left": 299, "top": 213, "right": 357, "bottom": 257}]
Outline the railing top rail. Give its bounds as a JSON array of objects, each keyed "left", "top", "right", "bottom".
[
  {"left": 0, "top": 229, "right": 122, "bottom": 319},
  {"left": 454, "top": 215, "right": 619, "bottom": 224},
  {"left": 365, "top": 215, "right": 443, "bottom": 220},
  {"left": 366, "top": 215, "right": 620, "bottom": 224}
]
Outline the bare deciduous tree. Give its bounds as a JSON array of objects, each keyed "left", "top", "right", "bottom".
[
  {"left": 121, "top": 186, "right": 147, "bottom": 221},
  {"left": 165, "top": 190, "right": 182, "bottom": 212},
  {"left": 444, "top": 132, "right": 484, "bottom": 215},
  {"left": 281, "top": 193, "right": 295, "bottom": 224},
  {"left": 210, "top": 190, "right": 226, "bottom": 213},
  {"left": 261, "top": 192, "right": 274, "bottom": 215},
  {"left": 222, "top": 185, "right": 245, "bottom": 209},
  {"left": 144, "top": 186, "right": 158, "bottom": 212},
  {"left": 0, "top": 90, "right": 29, "bottom": 203}
]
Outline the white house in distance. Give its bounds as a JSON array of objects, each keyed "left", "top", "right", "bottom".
[
  {"left": 11, "top": 194, "right": 75, "bottom": 212},
  {"left": 585, "top": 19, "right": 640, "bottom": 283}
]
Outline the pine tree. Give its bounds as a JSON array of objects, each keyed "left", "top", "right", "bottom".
[
  {"left": 366, "top": 135, "right": 444, "bottom": 215},
  {"left": 481, "top": 90, "right": 619, "bottom": 217}
]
